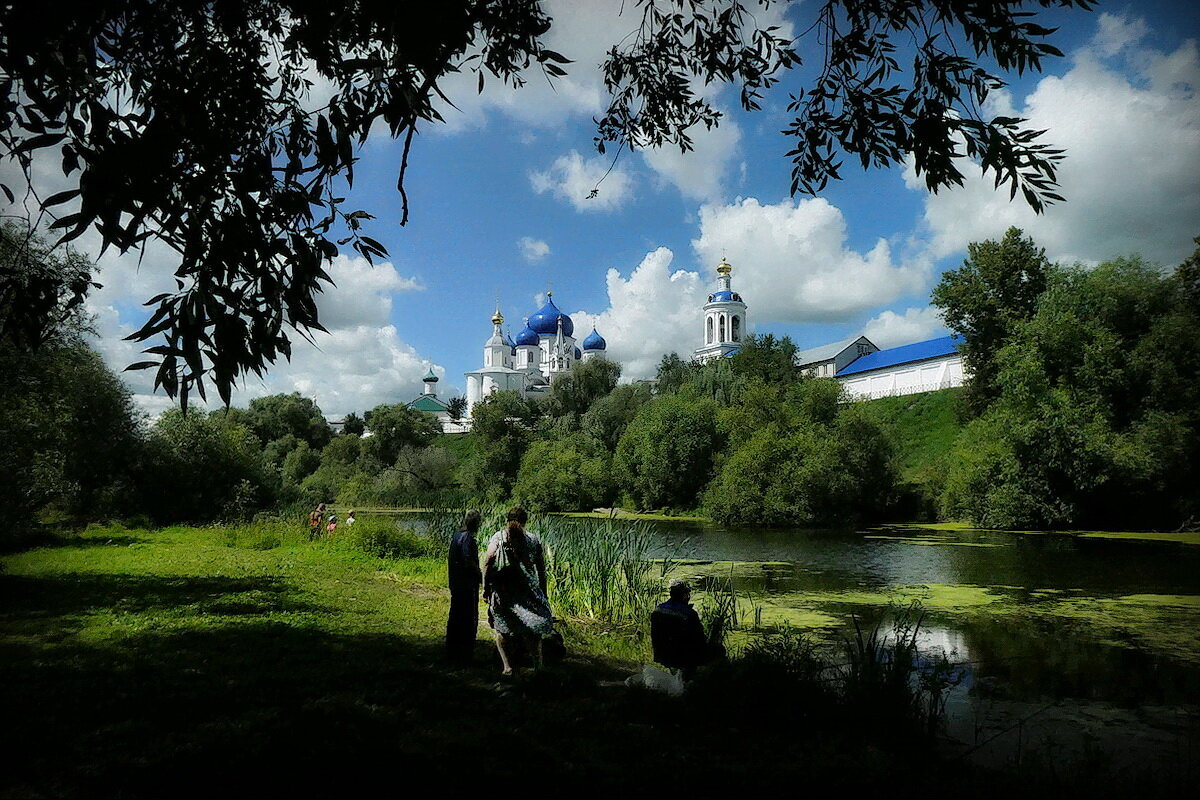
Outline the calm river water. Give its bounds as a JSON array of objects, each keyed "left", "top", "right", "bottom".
[{"left": 641, "top": 520, "right": 1200, "bottom": 776}]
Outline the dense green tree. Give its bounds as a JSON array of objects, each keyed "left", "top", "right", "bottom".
[
  {"left": 513, "top": 433, "right": 615, "bottom": 512},
  {"left": 340, "top": 412, "right": 366, "bottom": 437},
  {"left": 141, "top": 410, "right": 269, "bottom": 522},
  {"left": 655, "top": 352, "right": 694, "bottom": 395},
  {"left": 705, "top": 400, "right": 894, "bottom": 527},
  {"left": 460, "top": 391, "right": 542, "bottom": 501},
  {"left": 245, "top": 393, "right": 332, "bottom": 449},
  {"left": 614, "top": 394, "right": 722, "bottom": 510},
  {"left": 1175, "top": 236, "right": 1200, "bottom": 315},
  {"left": 941, "top": 256, "right": 1200, "bottom": 529},
  {"left": 1, "top": 2, "right": 1088, "bottom": 403},
  {"left": 2, "top": 341, "right": 142, "bottom": 529},
  {"left": 581, "top": 383, "right": 654, "bottom": 452},
  {"left": 932, "top": 227, "right": 1051, "bottom": 415},
  {"left": 1, "top": 223, "right": 139, "bottom": 531},
  {"left": 362, "top": 403, "right": 441, "bottom": 465},
  {"left": 543, "top": 358, "right": 622, "bottom": 424},
  {"left": 727, "top": 333, "right": 800, "bottom": 386}
]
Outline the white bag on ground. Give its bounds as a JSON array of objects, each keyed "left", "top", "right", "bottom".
[{"left": 625, "top": 664, "right": 685, "bottom": 697}]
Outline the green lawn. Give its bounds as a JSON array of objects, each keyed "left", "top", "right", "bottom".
[{"left": 0, "top": 520, "right": 991, "bottom": 797}]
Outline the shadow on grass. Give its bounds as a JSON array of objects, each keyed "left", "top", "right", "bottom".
[
  {"left": 0, "top": 566, "right": 929, "bottom": 798},
  {"left": 0, "top": 572, "right": 323, "bottom": 616}
]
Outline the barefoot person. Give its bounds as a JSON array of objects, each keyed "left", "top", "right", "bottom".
[
  {"left": 482, "top": 507, "right": 553, "bottom": 676},
  {"left": 446, "top": 509, "right": 482, "bottom": 663}
]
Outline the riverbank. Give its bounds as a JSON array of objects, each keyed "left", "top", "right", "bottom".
[{"left": 0, "top": 520, "right": 983, "bottom": 797}]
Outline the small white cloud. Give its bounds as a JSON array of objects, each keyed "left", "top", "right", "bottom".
[
  {"left": 530, "top": 150, "right": 634, "bottom": 212},
  {"left": 1091, "top": 12, "right": 1149, "bottom": 58},
  {"left": 518, "top": 236, "right": 551, "bottom": 262},
  {"left": 863, "top": 307, "right": 947, "bottom": 349}
]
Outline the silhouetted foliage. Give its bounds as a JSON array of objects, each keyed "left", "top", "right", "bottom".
[{"left": 1, "top": 1, "right": 1091, "bottom": 405}]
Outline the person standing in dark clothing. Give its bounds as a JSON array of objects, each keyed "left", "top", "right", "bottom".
[{"left": 446, "top": 509, "right": 483, "bottom": 662}]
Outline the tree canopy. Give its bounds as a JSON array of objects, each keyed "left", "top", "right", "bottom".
[
  {"left": 0, "top": 0, "right": 1094, "bottom": 407},
  {"left": 932, "top": 227, "right": 1052, "bottom": 414}
]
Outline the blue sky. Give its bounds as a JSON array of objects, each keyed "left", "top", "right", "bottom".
[{"left": 7, "top": 1, "right": 1199, "bottom": 418}]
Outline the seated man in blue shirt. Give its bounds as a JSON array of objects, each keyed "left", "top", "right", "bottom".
[{"left": 651, "top": 579, "right": 716, "bottom": 681}]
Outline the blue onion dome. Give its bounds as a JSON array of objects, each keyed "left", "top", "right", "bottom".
[
  {"left": 708, "top": 290, "right": 742, "bottom": 302},
  {"left": 514, "top": 321, "right": 539, "bottom": 347},
  {"left": 422, "top": 368, "right": 438, "bottom": 382},
  {"left": 527, "top": 293, "right": 574, "bottom": 336},
  {"left": 581, "top": 327, "right": 607, "bottom": 351},
  {"left": 504, "top": 331, "right": 517, "bottom": 348},
  {"left": 574, "top": 346, "right": 582, "bottom": 359}
]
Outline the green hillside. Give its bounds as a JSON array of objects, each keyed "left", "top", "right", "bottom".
[{"left": 858, "top": 388, "right": 964, "bottom": 516}]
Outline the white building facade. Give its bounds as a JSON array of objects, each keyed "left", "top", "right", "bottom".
[{"left": 836, "top": 337, "right": 964, "bottom": 400}]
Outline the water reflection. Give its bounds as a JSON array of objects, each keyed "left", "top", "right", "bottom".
[{"left": 641, "top": 519, "right": 1200, "bottom": 769}]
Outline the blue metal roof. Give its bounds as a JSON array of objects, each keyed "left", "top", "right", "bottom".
[
  {"left": 836, "top": 335, "right": 960, "bottom": 377},
  {"left": 514, "top": 324, "right": 539, "bottom": 347},
  {"left": 581, "top": 327, "right": 607, "bottom": 350},
  {"left": 528, "top": 297, "right": 574, "bottom": 336}
]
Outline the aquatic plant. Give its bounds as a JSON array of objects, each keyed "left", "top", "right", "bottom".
[{"left": 839, "top": 601, "right": 962, "bottom": 732}]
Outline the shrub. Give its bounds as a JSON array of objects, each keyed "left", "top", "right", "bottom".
[
  {"left": 614, "top": 394, "right": 722, "bottom": 510},
  {"left": 348, "top": 520, "right": 438, "bottom": 560}
]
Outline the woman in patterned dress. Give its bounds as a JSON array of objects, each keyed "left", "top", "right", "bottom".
[{"left": 482, "top": 507, "right": 554, "bottom": 676}]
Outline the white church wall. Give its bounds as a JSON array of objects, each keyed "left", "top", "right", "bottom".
[{"left": 840, "top": 354, "right": 964, "bottom": 400}]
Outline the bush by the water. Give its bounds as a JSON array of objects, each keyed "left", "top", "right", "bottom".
[
  {"left": 937, "top": 251, "right": 1200, "bottom": 529},
  {"left": 347, "top": 519, "right": 439, "bottom": 559}
]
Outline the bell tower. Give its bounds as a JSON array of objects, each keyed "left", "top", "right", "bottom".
[{"left": 694, "top": 256, "right": 748, "bottom": 363}]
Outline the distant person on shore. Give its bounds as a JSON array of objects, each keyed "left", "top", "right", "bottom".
[
  {"left": 651, "top": 579, "right": 719, "bottom": 681},
  {"left": 446, "top": 509, "right": 483, "bottom": 663},
  {"left": 345, "top": 510, "right": 357, "bottom": 526},
  {"left": 483, "top": 507, "right": 553, "bottom": 676}
]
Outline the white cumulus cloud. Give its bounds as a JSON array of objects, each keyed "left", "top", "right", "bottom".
[
  {"left": 571, "top": 247, "right": 706, "bottom": 380},
  {"left": 692, "top": 197, "right": 930, "bottom": 324},
  {"left": 642, "top": 116, "right": 743, "bottom": 202},
  {"left": 530, "top": 150, "right": 634, "bottom": 212},
  {"left": 863, "top": 307, "right": 947, "bottom": 349},
  {"left": 911, "top": 13, "right": 1200, "bottom": 267},
  {"left": 518, "top": 236, "right": 551, "bottom": 262},
  {"left": 80, "top": 251, "right": 445, "bottom": 418}
]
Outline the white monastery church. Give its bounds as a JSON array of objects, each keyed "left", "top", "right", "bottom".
[
  {"left": 693, "top": 257, "right": 964, "bottom": 400},
  {"left": 463, "top": 293, "right": 609, "bottom": 416},
  {"left": 407, "top": 257, "right": 963, "bottom": 430}
]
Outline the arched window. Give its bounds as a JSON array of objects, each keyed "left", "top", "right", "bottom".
[
  {"left": 706, "top": 316, "right": 713, "bottom": 344},
  {"left": 732, "top": 316, "right": 741, "bottom": 341},
  {"left": 719, "top": 315, "right": 726, "bottom": 342}
]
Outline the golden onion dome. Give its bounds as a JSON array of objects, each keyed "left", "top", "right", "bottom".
[{"left": 716, "top": 256, "right": 732, "bottom": 276}]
